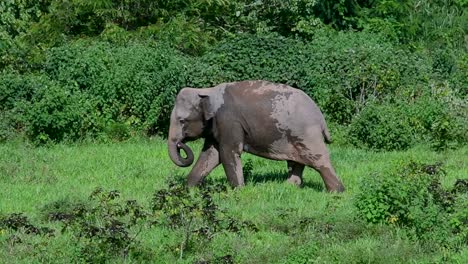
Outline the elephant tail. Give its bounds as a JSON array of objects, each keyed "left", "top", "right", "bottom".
[{"left": 322, "top": 123, "right": 332, "bottom": 144}]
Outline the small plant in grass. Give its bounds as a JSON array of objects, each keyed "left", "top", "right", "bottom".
[
  {"left": 243, "top": 158, "right": 254, "bottom": 179},
  {"left": 152, "top": 179, "right": 257, "bottom": 259},
  {"left": 49, "top": 188, "right": 149, "bottom": 263},
  {"left": 280, "top": 240, "right": 319, "bottom": 264},
  {"left": 447, "top": 179, "right": 468, "bottom": 247},
  {"left": 0, "top": 213, "right": 54, "bottom": 238},
  {"left": 0, "top": 213, "right": 53, "bottom": 261}
]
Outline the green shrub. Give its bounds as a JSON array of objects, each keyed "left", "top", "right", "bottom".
[
  {"left": 0, "top": 73, "right": 61, "bottom": 142},
  {"left": 280, "top": 241, "right": 319, "bottom": 264},
  {"left": 195, "top": 32, "right": 432, "bottom": 125},
  {"left": 355, "top": 161, "right": 466, "bottom": 246},
  {"left": 427, "top": 79, "right": 468, "bottom": 150},
  {"left": 300, "top": 31, "right": 432, "bottom": 124},
  {"left": 450, "top": 53, "right": 468, "bottom": 97},
  {"left": 152, "top": 180, "right": 257, "bottom": 259},
  {"left": 0, "top": 72, "right": 102, "bottom": 143},
  {"left": 104, "top": 122, "right": 131, "bottom": 142},
  {"left": 348, "top": 94, "right": 463, "bottom": 151},
  {"left": 449, "top": 186, "right": 468, "bottom": 244},
  {"left": 21, "top": 82, "right": 94, "bottom": 144},
  {"left": 47, "top": 188, "right": 149, "bottom": 263},
  {"left": 356, "top": 161, "right": 439, "bottom": 226},
  {"left": 0, "top": 213, "right": 54, "bottom": 236},
  {"left": 191, "top": 33, "right": 307, "bottom": 88},
  {"left": 0, "top": 72, "right": 43, "bottom": 111},
  {"left": 348, "top": 102, "right": 415, "bottom": 151},
  {"left": 44, "top": 40, "right": 189, "bottom": 135},
  {"left": 3, "top": 32, "right": 465, "bottom": 145},
  {"left": 0, "top": 111, "right": 17, "bottom": 142}
]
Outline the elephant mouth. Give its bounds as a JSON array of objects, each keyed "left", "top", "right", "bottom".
[{"left": 177, "top": 142, "right": 189, "bottom": 157}]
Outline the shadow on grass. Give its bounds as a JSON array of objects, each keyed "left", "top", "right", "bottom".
[
  {"left": 245, "top": 170, "right": 324, "bottom": 192},
  {"left": 166, "top": 171, "right": 324, "bottom": 192}
]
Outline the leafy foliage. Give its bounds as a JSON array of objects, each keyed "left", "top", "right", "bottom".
[
  {"left": 44, "top": 40, "right": 188, "bottom": 134},
  {"left": 348, "top": 95, "right": 465, "bottom": 151},
  {"left": 348, "top": 102, "right": 415, "bottom": 151},
  {"left": 0, "top": 73, "right": 53, "bottom": 141},
  {"left": 299, "top": 31, "right": 431, "bottom": 124},
  {"left": 356, "top": 0, "right": 467, "bottom": 48},
  {"left": 0, "top": 213, "right": 54, "bottom": 237},
  {"left": 1, "top": 181, "right": 258, "bottom": 262},
  {"left": 191, "top": 33, "right": 306, "bottom": 87},
  {"left": 356, "top": 160, "right": 467, "bottom": 247},
  {"left": 44, "top": 188, "right": 149, "bottom": 262},
  {"left": 0, "top": 0, "right": 465, "bottom": 150},
  {"left": 24, "top": 84, "right": 92, "bottom": 144},
  {"left": 0, "top": 0, "right": 51, "bottom": 71},
  {"left": 152, "top": 179, "right": 257, "bottom": 258},
  {"left": 193, "top": 31, "right": 432, "bottom": 125}
]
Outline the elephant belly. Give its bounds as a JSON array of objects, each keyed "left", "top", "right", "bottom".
[{"left": 243, "top": 139, "right": 297, "bottom": 161}]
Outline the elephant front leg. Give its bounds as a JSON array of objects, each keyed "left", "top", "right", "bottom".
[
  {"left": 219, "top": 143, "right": 244, "bottom": 187},
  {"left": 187, "top": 142, "right": 220, "bottom": 186}
]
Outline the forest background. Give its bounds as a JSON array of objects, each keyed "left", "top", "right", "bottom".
[{"left": 1, "top": 0, "right": 466, "bottom": 149}]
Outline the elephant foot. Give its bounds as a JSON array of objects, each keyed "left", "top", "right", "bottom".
[
  {"left": 287, "top": 175, "right": 302, "bottom": 186},
  {"left": 326, "top": 183, "right": 345, "bottom": 193}
]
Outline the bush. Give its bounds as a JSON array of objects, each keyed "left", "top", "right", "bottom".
[
  {"left": 0, "top": 72, "right": 105, "bottom": 143},
  {"left": 348, "top": 94, "right": 464, "bottom": 151},
  {"left": 152, "top": 179, "right": 257, "bottom": 259},
  {"left": 22, "top": 83, "right": 94, "bottom": 144},
  {"left": 300, "top": 31, "right": 432, "bottom": 124},
  {"left": 0, "top": 73, "right": 57, "bottom": 142},
  {"left": 190, "top": 33, "right": 307, "bottom": 88},
  {"left": 0, "top": 213, "right": 54, "bottom": 237},
  {"left": 355, "top": 161, "right": 466, "bottom": 247},
  {"left": 194, "top": 31, "right": 432, "bottom": 125},
  {"left": 46, "top": 188, "right": 149, "bottom": 263},
  {"left": 2, "top": 32, "right": 465, "bottom": 145},
  {"left": 44, "top": 40, "right": 189, "bottom": 136},
  {"left": 0, "top": 72, "right": 43, "bottom": 111},
  {"left": 0, "top": 111, "right": 17, "bottom": 142},
  {"left": 348, "top": 102, "right": 415, "bottom": 151}
]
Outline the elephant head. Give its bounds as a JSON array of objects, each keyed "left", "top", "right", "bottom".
[{"left": 168, "top": 88, "right": 216, "bottom": 167}]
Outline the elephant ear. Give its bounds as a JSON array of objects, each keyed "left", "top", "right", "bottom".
[{"left": 198, "top": 94, "right": 215, "bottom": 120}]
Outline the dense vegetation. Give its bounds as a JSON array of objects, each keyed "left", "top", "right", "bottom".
[
  {"left": 1, "top": 0, "right": 466, "bottom": 149},
  {"left": 0, "top": 1, "right": 467, "bottom": 263}
]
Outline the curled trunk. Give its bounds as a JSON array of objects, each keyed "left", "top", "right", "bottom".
[{"left": 168, "top": 140, "right": 194, "bottom": 167}]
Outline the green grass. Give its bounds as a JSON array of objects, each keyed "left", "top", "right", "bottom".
[{"left": 0, "top": 138, "right": 467, "bottom": 263}]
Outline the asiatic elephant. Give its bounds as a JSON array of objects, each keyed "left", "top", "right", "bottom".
[{"left": 167, "top": 80, "right": 345, "bottom": 192}]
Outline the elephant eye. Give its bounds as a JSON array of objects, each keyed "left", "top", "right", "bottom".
[{"left": 179, "top": 119, "right": 186, "bottom": 124}]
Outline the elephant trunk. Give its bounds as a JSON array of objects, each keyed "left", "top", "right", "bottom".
[
  {"left": 168, "top": 108, "right": 194, "bottom": 167},
  {"left": 168, "top": 140, "right": 194, "bottom": 167}
]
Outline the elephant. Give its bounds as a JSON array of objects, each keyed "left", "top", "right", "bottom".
[{"left": 167, "top": 80, "right": 345, "bottom": 192}]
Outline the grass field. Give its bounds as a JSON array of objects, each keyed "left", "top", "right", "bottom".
[{"left": 0, "top": 138, "right": 467, "bottom": 263}]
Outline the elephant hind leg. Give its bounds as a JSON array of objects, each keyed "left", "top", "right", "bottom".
[
  {"left": 287, "top": 161, "right": 305, "bottom": 186},
  {"left": 300, "top": 145, "right": 345, "bottom": 193}
]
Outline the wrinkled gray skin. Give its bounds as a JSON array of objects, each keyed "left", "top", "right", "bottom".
[{"left": 168, "top": 80, "right": 345, "bottom": 192}]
